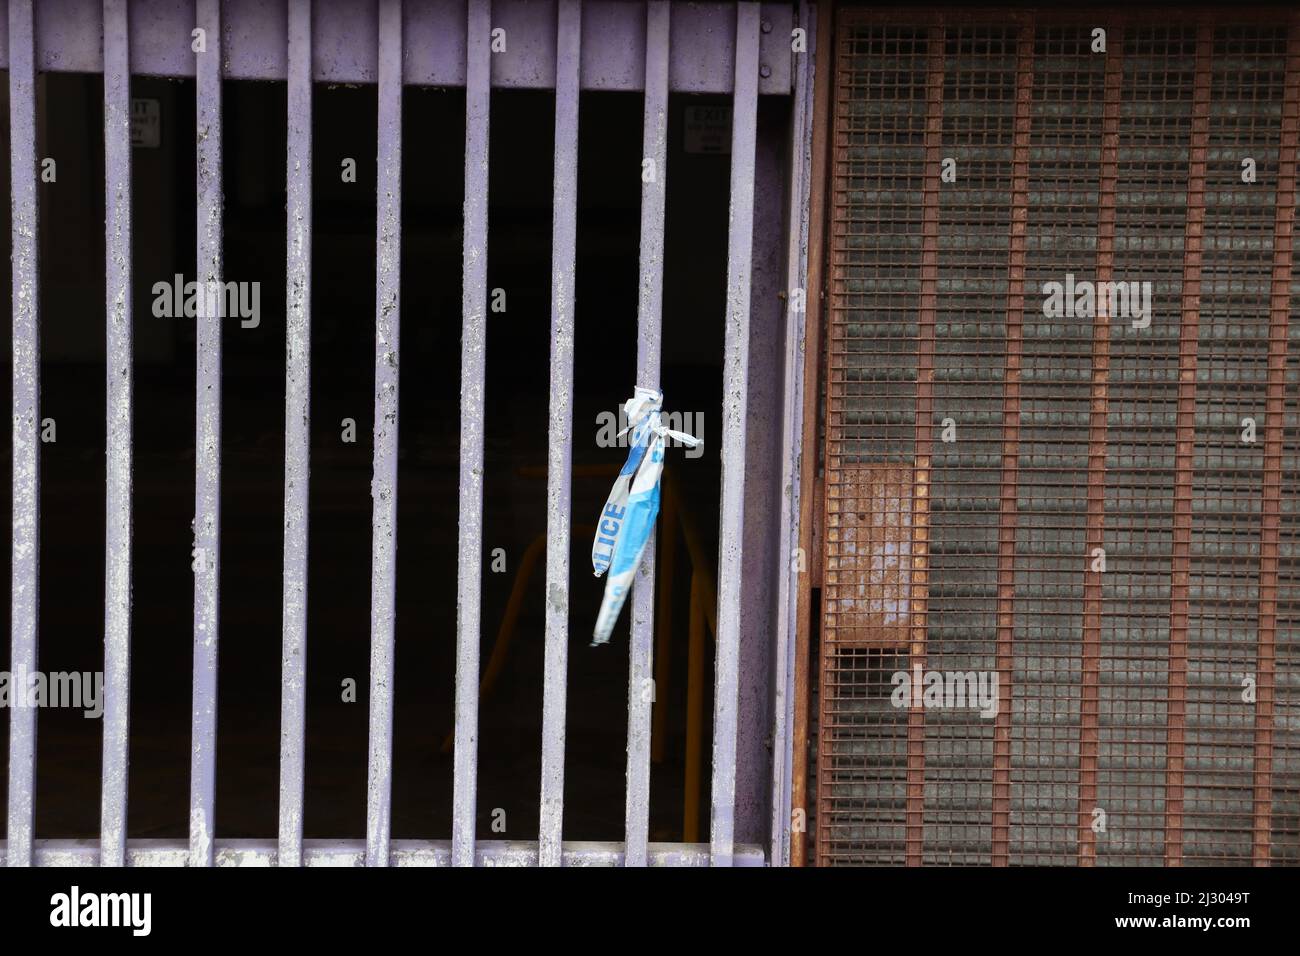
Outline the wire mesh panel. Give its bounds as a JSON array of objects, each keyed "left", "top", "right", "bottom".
[{"left": 821, "top": 7, "right": 1300, "bottom": 867}]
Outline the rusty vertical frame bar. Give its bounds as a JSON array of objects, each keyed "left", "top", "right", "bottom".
[
  {"left": 365, "top": 0, "right": 402, "bottom": 868},
  {"left": 190, "top": 0, "right": 224, "bottom": 869},
  {"left": 100, "top": 0, "right": 134, "bottom": 868},
  {"left": 792, "top": 0, "right": 831, "bottom": 869},
  {"left": 1254, "top": 14, "right": 1299, "bottom": 867},
  {"left": 453, "top": 0, "right": 492, "bottom": 869},
  {"left": 1077, "top": 26, "right": 1123, "bottom": 868},
  {"left": 538, "top": 0, "right": 580, "bottom": 869},
  {"left": 770, "top": 0, "right": 817, "bottom": 869},
  {"left": 625, "top": 0, "right": 669, "bottom": 869},
  {"left": 1165, "top": 23, "right": 1214, "bottom": 868},
  {"left": 905, "top": 24, "right": 944, "bottom": 868},
  {"left": 710, "top": 0, "right": 760, "bottom": 868},
  {"left": 279, "top": 0, "right": 313, "bottom": 869},
  {"left": 992, "top": 17, "right": 1035, "bottom": 869},
  {"left": 6, "top": 0, "right": 39, "bottom": 870},
  {"left": 901, "top": 25, "right": 947, "bottom": 868}
]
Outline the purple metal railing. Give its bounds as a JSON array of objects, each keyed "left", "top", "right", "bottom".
[
  {"left": 539, "top": 0, "right": 581, "bottom": 868},
  {"left": 101, "top": 0, "right": 134, "bottom": 869},
  {"left": 3, "top": 0, "right": 811, "bottom": 868},
  {"left": 625, "top": 0, "right": 670, "bottom": 869},
  {"left": 189, "top": 0, "right": 223, "bottom": 869},
  {"left": 278, "top": 0, "right": 313, "bottom": 869},
  {"left": 6, "top": 0, "right": 39, "bottom": 871},
  {"left": 711, "top": 0, "right": 760, "bottom": 867},
  {"left": 0, "top": 0, "right": 794, "bottom": 93},
  {"left": 365, "top": 0, "right": 402, "bottom": 868},
  {"left": 452, "top": 0, "right": 491, "bottom": 869}
]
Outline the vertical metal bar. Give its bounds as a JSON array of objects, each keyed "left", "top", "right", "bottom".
[
  {"left": 365, "top": 0, "right": 402, "bottom": 868},
  {"left": 1078, "top": 27, "right": 1124, "bottom": 868},
  {"left": 453, "top": 0, "right": 492, "bottom": 868},
  {"left": 709, "top": 0, "right": 760, "bottom": 867},
  {"left": 795, "top": 0, "right": 834, "bottom": 870},
  {"left": 190, "top": 0, "right": 224, "bottom": 869},
  {"left": 906, "top": 25, "right": 944, "bottom": 868},
  {"left": 1254, "top": 15, "right": 1299, "bottom": 867},
  {"left": 100, "top": 0, "right": 134, "bottom": 868},
  {"left": 992, "top": 18, "right": 1034, "bottom": 869},
  {"left": 538, "top": 0, "right": 580, "bottom": 869},
  {"left": 279, "top": 0, "right": 313, "bottom": 869},
  {"left": 1166, "top": 23, "right": 1214, "bottom": 868},
  {"left": 6, "top": 0, "right": 39, "bottom": 870},
  {"left": 625, "top": 0, "right": 669, "bottom": 869},
  {"left": 771, "top": 0, "right": 816, "bottom": 869}
]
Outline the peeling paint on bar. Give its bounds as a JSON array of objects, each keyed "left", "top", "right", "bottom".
[
  {"left": 100, "top": 0, "right": 134, "bottom": 869},
  {"left": 3, "top": 0, "right": 792, "bottom": 94},
  {"left": 278, "top": 0, "right": 313, "bottom": 870},
  {"left": 538, "top": 0, "right": 580, "bottom": 870},
  {"left": 365, "top": 0, "right": 402, "bottom": 869},
  {"left": 624, "top": 0, "right": 670, "bottom": 870},
  {"left": 768, "top": 0, "right": 815, "bottom": 870},
  {"left": 1, "top": 839, "right": 766, "bottom": 867},
  {"left": 453, "top": 0, "right": 491, "bottom": 869},
  {"left": 189, "top": 0, "right": 224, "bottom": 870},
  {"left": 6, "top": 0, "right": 40, "bottom": 871},
  {"left": 709, "top": 1, "right": 760, "bottom": 868}
]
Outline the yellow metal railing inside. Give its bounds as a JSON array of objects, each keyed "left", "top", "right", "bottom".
[{"left": 443, "top": 463, "right": 717, "bottom": 841}]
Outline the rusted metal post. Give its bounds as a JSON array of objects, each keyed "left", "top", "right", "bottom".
[
  {"left": 768, "top": 0, "right": 818, "bottom": 869},
  {"left": 1077, "top": 26, "right": 1124, "bottom": 868},
  {"left": 791, "top": 0, "right": 832, "bottom": 870},
  {"left": 992, "top": 16, "right": 1035, "bottom": 868},
  {"left": 1253, "top": 13, "right": 1300, "bottom": 867},
  {"left": 905, "top": 23, "right": 945, "bottom": 868},
  {"left": 1165, "top": 22, "right": 1214, "bottom": 868}
]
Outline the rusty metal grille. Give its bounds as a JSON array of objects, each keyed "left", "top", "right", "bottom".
[{"left": 820, "top": 8, "right": 1300, "bottom": 866}]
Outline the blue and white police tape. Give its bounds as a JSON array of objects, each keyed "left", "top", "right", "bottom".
[{"left": 591, "top": 387, "right": 701, "bottom": 645}]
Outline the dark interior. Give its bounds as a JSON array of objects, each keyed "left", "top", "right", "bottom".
[{"left": 0, "top": 74, "right": 776, "bottom": 843}]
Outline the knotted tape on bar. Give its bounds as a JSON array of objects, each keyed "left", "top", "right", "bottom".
[{"left": 591, "top": 387, "right": 701, "bottom": 646}]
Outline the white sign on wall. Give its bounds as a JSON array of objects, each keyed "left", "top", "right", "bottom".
[
  {"left": 684, "top": 105, "right": 732, "bottom": 154},
  {"left": 131, "top": 98, "right": 161, "bottom": 148}
]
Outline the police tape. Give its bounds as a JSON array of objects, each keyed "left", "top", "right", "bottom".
[{"left": 591, "top": 387, "right": 701, "bottom": 646}]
